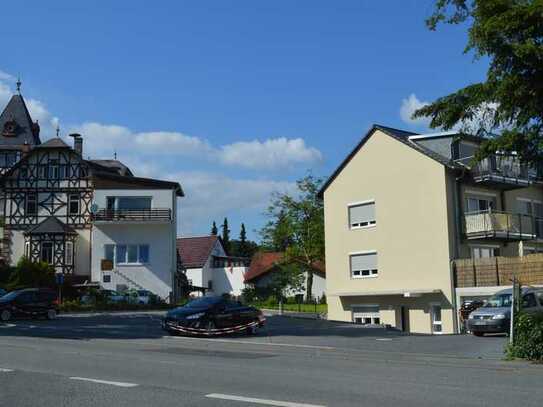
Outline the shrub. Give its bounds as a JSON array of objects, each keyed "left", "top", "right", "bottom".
[
  {"left": 506, "top": 312, "right": 543, "bottom": 362},
  {"left": 264, "top": 295, "right": 278, "bottom": 307},
  {"left": 319, "top": 294, "right": 327, "bottom": 305},
  {"left": 7, "top": 258, "right": 55, "bottom": 291}
]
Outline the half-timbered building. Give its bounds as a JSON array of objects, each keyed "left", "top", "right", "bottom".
[{"left": 0, "top": 90, "right": 183, "bottom": 301}]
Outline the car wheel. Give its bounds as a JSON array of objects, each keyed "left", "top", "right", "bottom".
[
  {"left": 206, "top": 320, "right": 216, "bottom": 334},
  {"left": 473, "top": 331, "right": 484, "bottom": 337},
  {"left": 46, "top": 309, "right": 57, "bottom": 320},
  {"left": 1, "top": 309, "right": 11, "bottom": 322},
  {"left": 246, "top": 324, "right": 258, "bottom": 336}
]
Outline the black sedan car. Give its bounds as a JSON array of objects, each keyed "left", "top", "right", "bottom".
[
  {"left": 0, "top": 288, "right": 59, "bottom": 322},
  {"left": 163, "top": 296, "right": 265, "bottom": 336}
]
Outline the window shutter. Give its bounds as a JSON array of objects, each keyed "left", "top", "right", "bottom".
[
  {"left": 349, "top": 203, "right": 375, "bottom": 225},
  {"left": 350, "top": 253, "right": 377, "bottom": 271}
]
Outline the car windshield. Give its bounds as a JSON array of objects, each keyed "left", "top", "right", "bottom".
[
  {"left": 0, "top": 290, "right": 21, "bottom": 302},
  {"left": 184, "top": 297, "right": 223, "bottom": 308},
  {"left": 484, "top": 293, "right": 512, "bottom": 308}
]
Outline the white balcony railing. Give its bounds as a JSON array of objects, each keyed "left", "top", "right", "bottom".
[{"left": 463, "top": 209, "right": 540, "bottom": 240}]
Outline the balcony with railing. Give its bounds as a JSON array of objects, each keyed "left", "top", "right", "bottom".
[
  {"left": 470, "top": 154, "right": 540, "bottom": 189},
  {"left": 463, "top": 209, "right": 542, "bottom": 241},
  {"left": 92, "top": 208, "right": 172, "bottom": 223}
]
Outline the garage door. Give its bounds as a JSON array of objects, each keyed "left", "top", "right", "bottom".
[{"left": 352, "top": 305, "right": 380, "bottom": 325}]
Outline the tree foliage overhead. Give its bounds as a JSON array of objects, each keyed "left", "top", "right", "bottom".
[
  {"left": 414, "top": 0, "right": 543, "bottom": 164},
  {"left": 261, "top": 175, "right": 325, "bottom": 300}
]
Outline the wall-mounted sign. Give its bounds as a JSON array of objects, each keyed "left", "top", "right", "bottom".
[{"left": 101, "top": 259, "right": 113, "bottom": 271}]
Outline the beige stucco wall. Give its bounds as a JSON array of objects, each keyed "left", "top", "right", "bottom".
[{"left": 323, "top": 129, "right": 455, "bottom": 333}]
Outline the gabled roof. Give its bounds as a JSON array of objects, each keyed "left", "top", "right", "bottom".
[
  {"left": 25, "top": 216, "right": 77, "bottom": 235},
  {"left": 317, "top": 124, "right": 462, "bottom": 198},
  {"left": 176, "top": 235, "right": 222, "bottom": 268},
  {"left": 0, "top": 94, "right": 41, "bottom": 146},
  {"left": 244, "top": 252, "right": 325, "bottom": 283},
  {"left": 244, "top": 252, "right": 284, "bottom": 283},
  {"left": 36, "top": 138, "right": 70, "bottom": 149}
]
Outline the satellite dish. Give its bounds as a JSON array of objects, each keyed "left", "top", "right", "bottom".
[{"left": 90, "top": 204, "right": 99, "bottom": 214}]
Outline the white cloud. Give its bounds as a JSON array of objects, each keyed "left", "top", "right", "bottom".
[
  {"left": 0, "top": 70, "right": 15, "bottom": 82},
  {"left": 400, "top": 93, "right": 431, "bottom": 127},
  {"left": 68, "top": 121, "right": 322, "bottom": 171},
  {"left": 219, "top": 137, "right": 323, "bottom": 170},
  {"left": 0, "top": 81, "right": 11, "bottom": 108},
  {"left": 134, "top": 131, "right": 214, "bottom": 156},
  {"left": 169, "top": 171, "right": 296, "bottom": 235}
]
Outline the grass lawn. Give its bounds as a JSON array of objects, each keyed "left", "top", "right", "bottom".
[{"left": 251, "top": 302, "right": 327, "bottom": 313}]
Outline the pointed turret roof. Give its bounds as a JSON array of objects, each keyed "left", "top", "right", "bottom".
[{"left": 0, "top": 94, "right": 41, "bottom": 147}]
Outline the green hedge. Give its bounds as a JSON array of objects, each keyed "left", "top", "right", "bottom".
[
  {"left": 506, "top": 312, "right": 543, "bottom": 362},
  {"left": 60, "top": 300, "right": 173, "bottom": 313}
]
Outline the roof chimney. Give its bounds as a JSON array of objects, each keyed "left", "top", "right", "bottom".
[
  {"left": 21, "top": 141, "right": 31, "bottom": 157},
  {"left": 69, "top": 133, "right": 83, "bottom": 155}
]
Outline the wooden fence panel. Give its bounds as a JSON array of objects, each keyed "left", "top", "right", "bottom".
[{"left": 454, "top": 254, "right": 543, "bottom": 287}]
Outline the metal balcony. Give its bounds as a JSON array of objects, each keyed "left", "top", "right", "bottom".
[
  {"left": 92, "top": 208, "right": 172, "bottom": 223},
  {"left": 463, "top": 209, "right": 541, "bottom": 241},
  {"left": 470, "top": 154, "right": 539, "bottom": 189}
]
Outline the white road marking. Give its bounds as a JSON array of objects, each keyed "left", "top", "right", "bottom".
[
  {"left": 205, "top": 393, "right": 326, "bottom": 407},
  {"left": 0, "top": 368, "right": 14, "bottom": 372},
  {"left": 69, "top": 377, "right": 139, "bottom": 388},
  {"left": 166, "top": 336, "right": 334, "bottom": 350},
  {"left": 376, "top": 338, "right": 393, "bottom": 341}
]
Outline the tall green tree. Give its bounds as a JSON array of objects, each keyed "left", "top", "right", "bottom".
[
  {"left": 261, "top": 175, "right": 325, "bottom": 300},
  {"left": 221, "top": 217, "right": 230, "bottom": 254},
  {"left": 414, "top": 0, "right": 543, "bottom": 165},
  {"left": 239, "top": 223, "right": 248, "bottom": 257},
  {"left": 211, "top": 221, "right": 218, "bottom": 236}
]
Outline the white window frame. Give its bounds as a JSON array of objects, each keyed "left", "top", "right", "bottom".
[
  {"left": 349, "top": 250, "right": 378, "bottom": 279},
  {"left": 112, "top": 244, "right": 150, "bottom": 266},
  {"left": 351, "top": 304, "right": 381, "bottom": 325},
  {"left": 65, "top": 241, "right": 74, "bottom": 265},
  {"left": 430, "top": 302, "right": 443, "bottom": 335},
  {"left": 469, "top": 244, "right": 500, "bottom": 259},
  {"left": 347, "top": 200, "right": 376, "bottom": 230}
]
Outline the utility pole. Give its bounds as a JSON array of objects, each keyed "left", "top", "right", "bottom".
[{"left": 509, "top": 276, "right": 521, "bottom": 345}]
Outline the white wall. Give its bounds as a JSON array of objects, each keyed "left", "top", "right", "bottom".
[
  {"left": 92, "top": 223, "right": 175, "bottom": 300},
  {"left": 211, "top": 266, "right": 247, "bottom": 296},
  {"left": 91, "top": 188, "right": 177, "bottom": 300}
]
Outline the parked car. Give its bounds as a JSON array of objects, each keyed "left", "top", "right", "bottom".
[
  {"left": 0, "top": 288, "right": 59, "bottom": 322},
  {"left": 81, "top": 289, "right": 125, "bottom": 305},
  {"left": 467, "top": 288, "right": 543, "bottom": 336},
  {"left": 0, "top": 288, "right": 6, "bottom": 298},
  {"left": 163, "top": 296, "right": 265, "bottom": 336},
  {"left": 125, "top": 289, "right": 157, "bottom": 305}
]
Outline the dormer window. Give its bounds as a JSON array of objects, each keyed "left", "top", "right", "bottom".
[{"left": 2, "top": 119, "right": 17, "bottom": 137}]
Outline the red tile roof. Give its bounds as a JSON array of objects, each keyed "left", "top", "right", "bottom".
[
  {"left": 176, "top": 235, "right": 220, "bottom": 268},
  {"left": 244, "top": 252, "right": 326, "bottom": 283},
  {"left": 244, "top": 252, "right": 284, "bottom": 283}
]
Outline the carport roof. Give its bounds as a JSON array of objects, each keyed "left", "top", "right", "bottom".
[{"left": 330, "top": 289, "right": 442, "bottom": 297}]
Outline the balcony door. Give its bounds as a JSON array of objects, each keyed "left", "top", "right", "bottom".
[{"left": 466, "top": 196, "right": 496, "bottom": 213}]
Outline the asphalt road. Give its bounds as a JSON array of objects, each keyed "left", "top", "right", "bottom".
[{"left": 0, "top": 312, "right": 541, "bottom": 407}]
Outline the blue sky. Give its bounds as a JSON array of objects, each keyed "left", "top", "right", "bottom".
[{"left": 0, "top": 0, "right": 487, "bottom": 241}]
